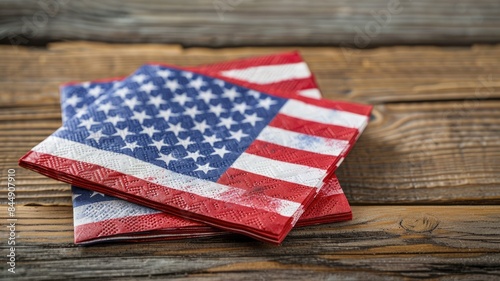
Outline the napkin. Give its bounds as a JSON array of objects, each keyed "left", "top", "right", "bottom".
[
  {"left": 21, "top": 55, "right": 371, "bottom": 244},
  {"left": 62, "top": 53, "right": 354, "bottom": 244}
]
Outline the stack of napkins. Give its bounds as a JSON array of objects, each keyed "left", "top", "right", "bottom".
[{"left": 19, "top": 52, "right": 371, "bottom": 244}]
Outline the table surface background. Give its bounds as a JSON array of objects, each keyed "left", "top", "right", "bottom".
[
  {"left": 1, "top": 0, "right": 500, "bottom": 47},
  {"left": 1, "top": 42, "right": 499, "bottom": 280}
]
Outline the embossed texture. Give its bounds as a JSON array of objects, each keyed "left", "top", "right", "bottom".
[{"left": 20, "top": 53, "right": 372, "bottom": 243}]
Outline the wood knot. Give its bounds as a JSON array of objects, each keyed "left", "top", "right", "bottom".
[{"left": 400, "top": 215, "right": 439, "bottom": 233}]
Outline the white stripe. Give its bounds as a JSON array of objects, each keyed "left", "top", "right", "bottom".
[
  {"left": 280, "top": 99, "right": 368, "bottom": 129},
  {"left": 298, "top": 88, "right": 322, "bottom": 99},
  {"left": 335, "top": 157, "right": 345, "bottom": 167},
  {"left": 74, "top": 199, "right": 160, "bottom": 226},
  {"left": 220, "top": 62, "right": 311, "bottom": 85},
  {"left": 231, "top": 153, "right": 326, "bottom": 188},
  {"left": 32, "top": 136, "right": 301, "bottom": 217},
  {"left": 257, "top": 126, "right": 349, "bottom": 157}
]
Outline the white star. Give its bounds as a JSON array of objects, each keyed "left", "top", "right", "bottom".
[
  {"left": 86, "top": 129, "right": 106, "bottom": 143},
  {"left": 184, "top": 106, "right": 202, "bottom": 119},
  {"left": 104, "top": 115, "right": 124, "bottom": 126},
  {"left": 258, "top": 97, "right": 278, "bottom": 110},
  {"left": 189, "top": 77, "right": 206, "bottom": 90},
  {"left": 64, "top": 95, "right": 82, "bottom": 107},
  {"left": 203, "top": 134, "right": 221, "bottom": 146},
  {"left": 151, "top": 139, "right": 166, "bottom": 152},
  {"left": 81, "top": 82, "right": 91, "bottom": 88},
  {"left": 139, "top": 82, "right": 158, "bottom": 94},
  {"left": 113, "top": 127, "right": 134, "bottom": 140},
  {"left": 71, "top": 193, "right": 82, "bottom": 201},
  {"left": 123, "top": 140, "right": 140, "bottom": 151},
  {"left": 232, "top": 102, "right": 250, "bottom": 114},
  {"left": 98, "top": 102, "right": 115, "bottom": 115},
  {"left": 229, "top": 129, "right": 249, "bottom": 142},
  {"left": 217, "top": 116, "right": 237, "bottom": 129},
  {"left": 167, "top": 123, "right": 186, "bottom": 135},
  {"left": 124, "top": 97, "right": 141, "bottom": 110},
  {"left": 156, "top": 69, "right": 174, "bottom": 79},
  {"left": 132, "top": 74, "right": 148, "bottom": 84},
  {"left": 213, "top": 79, "right": 226, "bottom": 87},
  {"left": 131, "top": 110, "right": 150, "bottom": 124},
  {"left": 194, "top": 120, "right": 210, "bottom": 133},
  {"left": 182, "top": 72, "right": 194, "bottom": 79},
  {"left": 147, "top": 95, "right": 166, "bottom": 108},
  {"left": 172, "top": 93, "right": 193, "bottom": 106},
  {"left": 247, "top": 90, "right": 261, "bottom": 99},
  {"left": 222, "top": 88, "right": 240, "bottom": 101},
  {"left": 177, "top": 137, "right": 194, "bottom": 149},
  {"left": 243, "top": 113, "right": 263, "bottom": 126},
  {"left": 194, "top": 163, "right": 215, "bottom": 174},
  {"left": 78, "top": 117, "right": 99, "bottom": 130},
  {"left": 186, "top": 150, "right": 203, "bottom": 161},
  {"left": 112, "top": 82, "right": 122, "bottom": 89},
  {"left": 88, "top": 86, "right": 104, "bottom": 98},
  {"left": 209, "top": 104, "right": 226, "bottom": 117},
  {"left": 198, "top": 89, "right": 218, "bottom": 104},
  {"left": 115, "top": 87, "right": 131, "bottom": 99},
  {"left": 158, "top": 152, "right": 177, "bottom": 165},
  {"left": 74, "top": 105, "right": 88, "bottom": 118},
  {"left": 164, "top": 80, "right": 181, "bottom": 92},
  {"left": 156, "top": 108, "right": 178, "bottom": 120},
  {"left": 212, "top": 146, "right": 231, "bottom": 158},
  {"left": 140, "top": 125, "right": 160, "bottom": 138},
  {"left": 90, "top": 191, "right": 105, "bottom": 198}
]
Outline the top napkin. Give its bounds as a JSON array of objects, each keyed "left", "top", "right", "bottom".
[{"left": 20, "top": 63, "right": 371, "bottom": 243}]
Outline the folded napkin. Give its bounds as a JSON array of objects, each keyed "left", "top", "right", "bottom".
[
  {"left": 20, "top": 56, "right": 372, "bottom": 243},
  {"left": 61, "top": 53, "right": 354, "bottom": 244}
]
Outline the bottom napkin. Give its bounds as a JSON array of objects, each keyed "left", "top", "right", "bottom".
[
  {"left": 72, "top": 177, "right": 350, "bottom": 244},
  {"left": 57, "top": 52, "right": 357, "bottom": 244}
]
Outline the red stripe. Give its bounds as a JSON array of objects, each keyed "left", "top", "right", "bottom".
[
  {"left": 245, "top": 140, "right": 336, "bottom": 170},
  {"left": 235, "top": 77, "right": 316, "bottom": 94},
  {"left": 74, "top": 212, "right": 204, "bottom": 243},
  {"left": 189, "top": 51, "right": 304, "bottom": 73},
  {"left": 217, "top": 167, "right": 316, "bottom": 203},
  {"left": 269, "top": 114, "right": 359, "bottom": 141},
  {"left": 190, "top": 72, "right": 308, "bottom": 100},
  {"left": 292, "top": 95, "right": 373, "bottom": 116},
  {"left": 19, "top": 151, "right": 296, "bottom": 244}
]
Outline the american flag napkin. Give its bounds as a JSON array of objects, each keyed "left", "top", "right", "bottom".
[
  {"left": 20, "top": 57, "right": 371, "bottom": 244},
  {"left": 61, "top": 53, "right": 354, "bottom": 244}
]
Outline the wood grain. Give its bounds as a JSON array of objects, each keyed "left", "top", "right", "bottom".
[
  {"left": 1, "top": 0, "right": 500, "bottom": 47},
  {"left": 1, "top": 43, "right": 499, "bottom": 205},
  {"left": 2, "top": 205, "right": 499, "bottom": 280},
  {"left": 1, "top": 42, "right": 499, "bottom": 280},
  {"left": 1, "top": 43, "right": 500, "bottom": 106},
  {"left": 2, "top": 100, "right": 499, "bottom": 205}
]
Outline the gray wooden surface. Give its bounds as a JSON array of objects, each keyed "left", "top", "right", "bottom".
[{"left": 1, "top": 0, "right": 500, "bottom": 47}]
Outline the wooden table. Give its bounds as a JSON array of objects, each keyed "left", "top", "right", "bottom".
[{"left": 1, "top": 42, "right": 499, "bottom": 280}]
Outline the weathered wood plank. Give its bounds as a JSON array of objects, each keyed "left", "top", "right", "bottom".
[
  {"left": 339, "top": 101, "right": 500, "bottom": 204},
  {"left": 0, "top": 42, "right": 499, "bottom": 280},
  {"left": 1, "top": 44, "right": 500, "bottom": 106},
  {"left": 7, "top": 254, "right": 500, "bottom": 280},
  {"left": 2, "top": 100, "right": 499, "bottom": 205},
  {"left": 1, "top": 0, "right": 500, "bottom": 47},
  {"left": 1, "top": 205, "right": 498, "bottom": 280}
]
